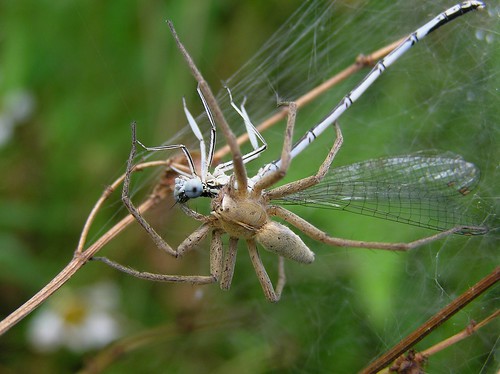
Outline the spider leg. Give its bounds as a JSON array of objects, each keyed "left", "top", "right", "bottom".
[
  {"left": 220, "top": 237, "right": 238, "bottom": 291},
  {"left": 179, "top": 204, "right": 210, "bottom": 222},
  {"left": 276, "top": 256, "right": 286, "bottom": 298},
  {"left": 122, "top": 122, "right": 177, "bottom": 257},
  {"left": 210, "top": 229, "right": 224, "bottom": 280},
  {"left": 177, "top": 222, "right": 213, "bottom": 256},
  {"left": 269, "top": 205, "right": 472, "bottom": 251},
  {"left": 91, "top": 257, "right": 216, "bottom": 284},
  {"left": 266, "top": 122, "right": 343, "bottom": 200},
  {"left": 252, "top": 102, "right": 298, "bottom": 195},
  {"left": 167, "top": 21, "right": 248, "bottom": 196},
  {"left": 247, "top": 239, "right": 285, "bottom": 302},
  {"left": 92, "top": 222, "right": 219, "bottom": 284}
]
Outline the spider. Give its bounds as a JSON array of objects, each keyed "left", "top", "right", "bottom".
[{"left": 95, "top": 2, "right": 487, "bottom": 302}]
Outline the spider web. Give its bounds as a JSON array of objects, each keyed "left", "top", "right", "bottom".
[
  {"left": 100, "top": 1, "right": 499, "bottom": 372},
  {"left": 1, "top": 1, "right": 497, "bottom": 373}
]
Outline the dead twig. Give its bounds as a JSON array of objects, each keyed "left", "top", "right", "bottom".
[{"left": 361, "top": 267, "right": 500, "bottom": 374}]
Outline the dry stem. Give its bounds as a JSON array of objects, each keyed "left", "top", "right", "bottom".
[{"left": 361, "top": 267, "right": 500, "bottom": 374}]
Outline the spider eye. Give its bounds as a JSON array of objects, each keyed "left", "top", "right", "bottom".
[{"left": 184, "top": 178, "right": 203, "bottom": 198}]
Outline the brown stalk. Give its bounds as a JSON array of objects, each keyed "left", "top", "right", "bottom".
[
  {"left": 420, "top": 309, "right": 499, "bottom": 358},
  {"left": 360, "top": 267, "right": 500, "bottom": 374}
]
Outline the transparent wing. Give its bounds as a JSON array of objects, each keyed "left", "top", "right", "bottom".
[{"left": 276, "top": 151, "right": 490, "bottom": 235}]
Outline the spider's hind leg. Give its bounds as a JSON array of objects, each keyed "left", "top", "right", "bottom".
[
  {"left": 93, "top": 223, "right": 219, "bottom": 285},
  {"left": 247, "top": 239, "right": 286, "bottom": 303}
]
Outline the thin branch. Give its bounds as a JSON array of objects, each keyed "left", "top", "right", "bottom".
[
  {"left": 377, "top": 310, "right": 499, "bottom": 373},
  {"left": 421, "top": 309, "right": 499, "bottom": 358},
  {"left": 361, "top": 267, "right": 500, "bottom": 374}
]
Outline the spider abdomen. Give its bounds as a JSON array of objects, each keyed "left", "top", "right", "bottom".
[{"left": 256, "top": 221, "right": 314, "bottom": 264}]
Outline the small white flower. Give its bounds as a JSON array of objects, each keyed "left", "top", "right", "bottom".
[
  {"left": 0, "top": 88, "right": 35, "bottom": 147},
  {"left": 27, "top": 282, "right": 122, "bottom": 353}
]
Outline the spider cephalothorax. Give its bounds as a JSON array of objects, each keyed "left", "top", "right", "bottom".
[{"left": 211, "top": 177, "right": 315, "bottom": 264}]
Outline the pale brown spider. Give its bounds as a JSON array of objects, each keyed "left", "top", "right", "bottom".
[{"left": 94, "top": 21, "right": 482, "bottom": 302}]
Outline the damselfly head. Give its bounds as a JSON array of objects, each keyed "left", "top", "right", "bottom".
[
  {"left": 174, "top": 177, "right": 204, "bottom": 203},
  {"left": 174, "top": 175, "right": 223, "bottom": 203}
]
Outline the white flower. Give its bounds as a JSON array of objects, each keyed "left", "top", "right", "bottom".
[
  {"left": 0, "top": 88, "right": 35, "bottom": 147},
  {"left": 27, "top": 282, "right": 122, "bottom": 353}
]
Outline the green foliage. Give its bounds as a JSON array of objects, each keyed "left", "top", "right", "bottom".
[{"left": 0, "top": 1, "right": 497, "bottom": 373}]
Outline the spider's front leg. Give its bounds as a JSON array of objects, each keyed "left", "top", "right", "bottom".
[
  {"left": 266, "top": 122, "right": 343, "bottom": 200},
  {"left": 93, "top": 122, "right": 221, "bottom": 285},
  {"left": 121, "top": 122, "right": 178, "bottom": 257}
]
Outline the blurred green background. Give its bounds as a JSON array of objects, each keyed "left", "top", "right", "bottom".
[{"left": 0, "top": 1, "right": 498, "bottom": 373}]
